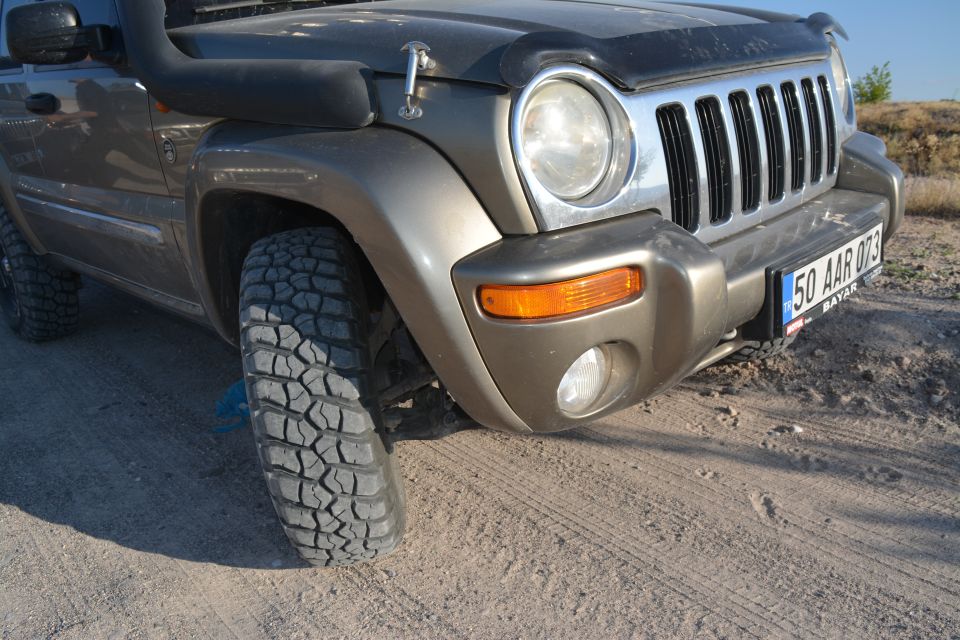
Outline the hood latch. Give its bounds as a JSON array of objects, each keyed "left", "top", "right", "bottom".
[{"left": 399, "top": 41, "right": 435, "bottom": 120}]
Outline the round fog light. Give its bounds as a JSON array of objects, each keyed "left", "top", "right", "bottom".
[{"left": 557, "top": 347, "right": 610, "bottom": 415}]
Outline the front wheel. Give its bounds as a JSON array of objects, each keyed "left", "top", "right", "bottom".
[{"left": 239, "top": 227, "right": 406, "bottom": 567}]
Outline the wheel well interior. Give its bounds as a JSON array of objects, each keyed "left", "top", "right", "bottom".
[{"left": 197, "top": 190, "right": 384, "bottom": 344}]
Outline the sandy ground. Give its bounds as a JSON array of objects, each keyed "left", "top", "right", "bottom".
[{"left": 1, "top": 217, "right": 958, "bottom": 639}]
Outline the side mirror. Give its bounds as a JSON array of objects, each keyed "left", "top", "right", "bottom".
[{"left": 6, "top": 1, "right": 113, "bottom": 66}]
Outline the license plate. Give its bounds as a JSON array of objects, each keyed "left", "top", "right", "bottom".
[{"left": 777, "top": 223, "right": 883, "bottom": 337}]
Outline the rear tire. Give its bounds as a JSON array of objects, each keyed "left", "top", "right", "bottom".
[
  {"left": 239, "top": 227, "right": 406, "bottom": 567},
  {"left": 726, "top": 336, "right": 796, "bottom": 363},
  {"left": 0, "top": 204, "right": 79, "bottom": 341}
]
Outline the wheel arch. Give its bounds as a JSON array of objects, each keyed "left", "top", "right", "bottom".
[
  {"left": 193, "top": 189, "right": 383, "bottom": 345},
  {"left": 185, "top": 122, "right": 529, "bottom": 432}
]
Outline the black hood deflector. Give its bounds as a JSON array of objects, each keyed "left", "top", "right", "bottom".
[
  {"left": 111, "top": 1, "right": 842, "bottom": 128},
  {"left": 501, "top": 14, "right": 841, "bottom": 90}
]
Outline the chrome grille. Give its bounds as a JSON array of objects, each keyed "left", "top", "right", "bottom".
[
  {"left": 516, "top": 59, "right": 849, "bottom": 241},
  {"left": 654, "top": 65, "right": 842, "bottom": 240},
  {"left": 656, "top": 104, "right": 699, "bottom": 232},
  {"left": 695, "top": 97, "right": 733, "bottom": 224},
  {"left": 801, "top": 79, "right": 824, "bottom": 184},
  {"left": 728, "top": 91, "right": 761, "bottom": 212},
  {"left": 818, "top": 75, "right": 838, "bottom": 176},
  {"left": 756, "top": 85, "right": 786, "bottom": 202},
  {"left": 780, "top": 81, "right": 806, "bottom": 192}
]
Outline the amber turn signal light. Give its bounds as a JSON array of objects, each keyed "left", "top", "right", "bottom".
[{"left": 478, "top": 267, "right": 643, "bottom": 320}]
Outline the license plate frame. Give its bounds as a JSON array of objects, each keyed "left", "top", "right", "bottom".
[
  {"left": 744, "top": 220, "right": 884, "bottom": 340},
  {"left": 774, "top": 223, "right": 883, "bottom": 337}
]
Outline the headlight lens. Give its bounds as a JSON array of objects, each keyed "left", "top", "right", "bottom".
[
  {"left": 520, "top": 80, "right": 612, "bottom": 200},
  {"left": 557, "top": 346, "right": 611, "bottom": 415},
  {"left": 829, "top": 42, "right": 852, "bottom": 117}
]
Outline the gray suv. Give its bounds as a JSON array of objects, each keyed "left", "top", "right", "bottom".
[{"left": 0, "top": 0, "right": 903, "bottom": 566}]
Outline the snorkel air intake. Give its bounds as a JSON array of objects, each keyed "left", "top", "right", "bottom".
[{"left": 113, "top": 0, "right": 378, "bottom": 128}]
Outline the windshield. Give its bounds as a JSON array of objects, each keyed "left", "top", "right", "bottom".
[{"left": 164, "top": 1, "right": 365, "bottom": 29}]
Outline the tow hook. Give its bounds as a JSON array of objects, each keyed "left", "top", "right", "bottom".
[
  {"left": 384, "top": 384, "right": 477, "bottom": 442},
  {"left": 387, "top": 407, "right": 477, "bottom": 442}
]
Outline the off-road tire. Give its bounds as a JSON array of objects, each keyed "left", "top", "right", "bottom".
[
  {"left": 239, "top": 227, "right": 406, "bottom": 567},
  {"left": 726, "top": 336, "right": 796, "bottom": 363},
  {"left": 0, "top": 204, "right": 79, "bottom": 341}
]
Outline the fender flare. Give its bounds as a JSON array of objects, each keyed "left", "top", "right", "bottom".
[{"left": 186, "top": 122, "right": 530, "bottom": 433}]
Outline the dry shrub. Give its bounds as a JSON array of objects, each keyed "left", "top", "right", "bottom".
[
  {"left": 857, "top": 101, "right": 960, "bottom": 177},
  {"left": 858, "top": 102, "right": 960, "bottom": 218},
  {"left": 904, "top": 177, "right": 960, "bottom": 218}
]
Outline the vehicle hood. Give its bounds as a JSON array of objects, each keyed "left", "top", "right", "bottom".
[{"left": 168, "top": 0, "right": 828, "bottom": 89}]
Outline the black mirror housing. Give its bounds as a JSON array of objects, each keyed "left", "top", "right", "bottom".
[{"left": 6, "top": 1, "right": 113, "bottom": 66}]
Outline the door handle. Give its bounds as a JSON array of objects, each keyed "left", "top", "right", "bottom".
[{"left": 25, "top": 93, "right": 59, "bottom": 115}]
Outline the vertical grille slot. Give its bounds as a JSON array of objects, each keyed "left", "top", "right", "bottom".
[
  {"left": 729, "top": 91, "right": 760, "bottom": 212},
  {"left": 695, "top": 97, "right": 733, "bottom": 223},
  {"left": 818, "top": 75, "right": 838, "bottom": 176},
  {"left": 780, "top": 81, "right": 805, "bottom": 192},
  {"left": 756, "top": 86, "right": 785, "bottom": 201},
  {"left": 656, "top": 104, "right": 699, "bottom": 231},
  {"left": 801, "top": 78, "right": 823, "bottom": 183}
]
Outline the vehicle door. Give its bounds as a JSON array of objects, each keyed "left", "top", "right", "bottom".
[
  {"left": 0, "top": 0, "right": 46, "bottom": 247},
  {"left": 19, "top": 0, "right": 199, "bottom": 307}
]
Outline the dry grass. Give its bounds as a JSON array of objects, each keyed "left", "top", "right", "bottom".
[
  {"left": 857, "top": 101, "right": 960, "bottom": 177},
  {"left": 858, "top": 101, "right": 960, "bottom": 218},
  {"left": 904, "top": 176, "right": 960, "bottom": 219}
]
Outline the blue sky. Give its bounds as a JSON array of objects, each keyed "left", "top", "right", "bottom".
[{"left": 691, "top": 0, "right": 959, "bottom": 101}]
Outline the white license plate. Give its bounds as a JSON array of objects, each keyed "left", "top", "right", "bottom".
[{"left": 779, "top": 224, "right": 883, "bottom": 336}]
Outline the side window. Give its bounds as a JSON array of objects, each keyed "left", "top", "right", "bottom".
[{"left": 0, "top": 0, "right": 31, "bottom": 73}]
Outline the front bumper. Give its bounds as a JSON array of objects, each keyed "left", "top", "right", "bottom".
[{"left": 453, "top": 187, "right": 893, "bottom": 432}]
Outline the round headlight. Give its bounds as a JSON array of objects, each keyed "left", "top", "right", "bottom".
[
  {"left": 829, "top": 42, "right": 852, "bottom": 117},
  {"left": 520, "top": 80, "right": 613, "bottom": 201}
]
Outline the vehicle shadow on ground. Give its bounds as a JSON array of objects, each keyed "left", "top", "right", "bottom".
[{"left": 0, "top": 283, "right": 306, "bottom": 569}]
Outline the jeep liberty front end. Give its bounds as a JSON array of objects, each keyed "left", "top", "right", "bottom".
[{"left": 0, "top": 0, "right": 902, "bottom": 565}]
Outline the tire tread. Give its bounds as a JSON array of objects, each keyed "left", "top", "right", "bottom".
[
  {"left": 0, "top": 205, "right": 78, "bottom": 341},
  {"left": 240, "top": 227, "right": 405, "bottom": 567},
  {"left": 726, "top": 336, "right": 796, "bottom": 363}
]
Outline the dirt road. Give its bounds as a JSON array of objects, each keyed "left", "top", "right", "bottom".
[{"left": 1, "top": 217, "right": 958, "bottom": 639}]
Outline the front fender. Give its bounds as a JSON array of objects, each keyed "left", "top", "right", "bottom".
[{"left": 186, "top": 123, "right": 530, "bottom": 433}]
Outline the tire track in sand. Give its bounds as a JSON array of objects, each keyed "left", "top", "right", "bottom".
[
  {"left": 578, "top": 415, "right": 960, "bottom": 613},
  {"left": 427, "top": 437, "right": 824, "bottom": 639}
]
